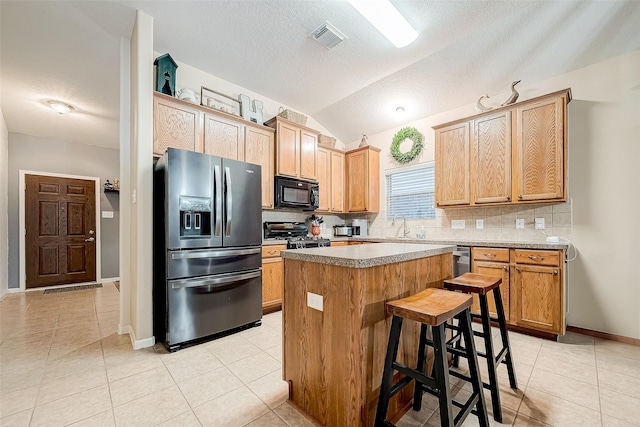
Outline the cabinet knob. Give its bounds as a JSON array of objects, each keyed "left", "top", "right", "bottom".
[
  {"left": 518, "top": 195, "right": 523, "bottom": 200},
  {"left": 507, "top": 196, "right": 511, "bottom": 201},
  {"left": 503, "top": 265, "right": 508, "bottom": 270},
  {"left": 528, "top": 255, "right": 545, "bottom": 261},
  {"left": 484, "top": 253, "right": 497, "bottom": 258},
  {"left": 553, "top": 270, "right": 558, "bottom": 275},
  {"left": 268, "top": 250, "right": 276, "bottom": 255},
  {"left": 515, "top": 267, "right": 520, "bottom": 272}
]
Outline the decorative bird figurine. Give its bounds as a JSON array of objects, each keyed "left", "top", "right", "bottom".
[
  {"left": 501, "top": 80, "right": 521, "bottom": 106},
  {"left": 475, "top": 94, "right": 493, "bottom": 113}
]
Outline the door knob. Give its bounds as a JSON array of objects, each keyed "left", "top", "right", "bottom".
[
  {"left": 89, "top": 230, "right": 95, "bottom": 235},
  {"left": 85, "top": 237, "right": 95, "bottom": 243}
]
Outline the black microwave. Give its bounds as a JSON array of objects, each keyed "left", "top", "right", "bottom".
[{"left": 274, "top": 176, "right": 319, "bottom": 211}]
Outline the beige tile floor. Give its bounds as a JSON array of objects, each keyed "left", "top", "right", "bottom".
[{"left": 1, "top": 282, "right": 639, "bottom": 427}]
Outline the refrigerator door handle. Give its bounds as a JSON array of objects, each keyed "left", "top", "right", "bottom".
[
  {"left": 170, "top": 270, "right": 261, "bottom": 290},
  {"left": 170, "top": 248, "right": 261, "bottom": 259},
  {"left": 214, "top": 164, "right": 222, "bottom": 237},
  {"left": 224, "top": 166, "right": 232, "bottom": 237}
]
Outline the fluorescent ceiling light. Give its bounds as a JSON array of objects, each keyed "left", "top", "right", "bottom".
[{"left": 348, "top": 0, "right": 418, "bottom": 48}]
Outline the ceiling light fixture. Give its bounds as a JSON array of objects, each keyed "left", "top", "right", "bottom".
[
  {"left": 395, "top": 106, "right": 405, "bottom": 121},
  {"left": 347, "top": 0, "right": 418, "bottom": 48},
  {"left": 48, "top": 100, "right": 74, "bottom": 114}
]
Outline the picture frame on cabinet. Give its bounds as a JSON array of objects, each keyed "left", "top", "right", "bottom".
[{"left": 200, "top": 86, "right": 241, "bottom": 117}]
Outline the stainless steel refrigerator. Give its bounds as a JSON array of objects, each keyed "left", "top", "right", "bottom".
[{"left": 154, "top": 148, "right": 263, "bottom": 351}]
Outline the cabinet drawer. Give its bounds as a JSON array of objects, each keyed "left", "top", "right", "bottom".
[
  {"left": 262, "top": 245, "right": 287, "bottom": 258},
  {"left": 514, "top": 249, "right": 560, "bottom": 266},
  {"left": 472, "top": 247, "right": 509, "bottom": 262}
]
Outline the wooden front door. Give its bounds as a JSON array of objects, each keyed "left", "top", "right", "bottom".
[{"left": 25, "top": 174, "right": 96, "bottom": 288}]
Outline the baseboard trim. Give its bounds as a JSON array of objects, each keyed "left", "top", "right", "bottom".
[
  {"left": 567, "top": 325, "right": 640, "bottom": 346},
  {"left": 118, "top": 323, "right": 155, "bottom": 350},
  {"left": 100, "top": 277, "right": 120, "bottom": 283}
]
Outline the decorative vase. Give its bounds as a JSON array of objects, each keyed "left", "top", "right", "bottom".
[
  {"left": 359, "top": 134, "right": 368, "bottom": 147},
  {"left": 311, "top": 225, "right": 321, "bottom": 237}
]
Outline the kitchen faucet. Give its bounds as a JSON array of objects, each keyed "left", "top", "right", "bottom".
[{"left": 391, "top": 213, "right": 410, "bottom": 237}]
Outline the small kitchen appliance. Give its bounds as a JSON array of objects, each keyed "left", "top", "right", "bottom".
[
  {"left": 333, "top": 225, "right": 353, "bottom": 237},
  {"left": 264, "top": 222, "right": 331, "bottom": 249},
  {"left": 351, "top": 219, "right": 369, "bottom": 237}
]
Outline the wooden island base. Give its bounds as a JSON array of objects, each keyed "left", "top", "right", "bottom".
[{"left": 282, "top": 246, "right": 453, "bottom": 427}]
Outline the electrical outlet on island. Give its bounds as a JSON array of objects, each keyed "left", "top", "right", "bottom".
[{"left": 515, "top": 218, "right": 525, "bottom": 229}]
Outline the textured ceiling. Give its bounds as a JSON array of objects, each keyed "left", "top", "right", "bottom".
[{"left": 1, "top": 1, "right": 640, "bottom": 150}]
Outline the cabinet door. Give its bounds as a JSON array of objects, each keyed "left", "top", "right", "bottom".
[
  {"left": 203, "top": 114, "right": 244, "bottom": 160},
  {"left": 300, "top": 130, "right": 318, "bottom": 180},
  {"left": 316, "top": 148, "right": 330, "bottom": 211},
  {"left": 514, "top": 96, "right": 565, "bottom": 202},
  {"left": 435, "top": 122, "right": 470, "bottom": 206},
  {"left": 245, "top": 127, "right": 275, "bottom": 209},
  {"left": 330, "top": 151, "right": 345, "bottom": 212},
  {"left": 276, "top": 121, "right": 299, "bottom": 177},
  {"left": 153, "top": 96, "right": 203, "bottom": 156},
  {"left": 513, "top": 264, "right": 562, "bottom": 333},
  {"left": 262, "top": 257, "right": 283, "bottom": 311},
  {"left": 471, "top": 260, "right": 510, "bottom": 322},
  {"left": 347, "top": 149, "right": 368, "bottom": 212},
  {"left": 473, "top": 111, "right": 512, "bottom": 204}
]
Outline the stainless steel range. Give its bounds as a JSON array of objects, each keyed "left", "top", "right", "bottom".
[{"left": 263, "top": 222, "right": 331, "bottom": 249}]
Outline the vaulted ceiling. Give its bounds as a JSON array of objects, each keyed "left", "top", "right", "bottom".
[{"left": 2, "top": 1, "right": 639, "bottom": 150}]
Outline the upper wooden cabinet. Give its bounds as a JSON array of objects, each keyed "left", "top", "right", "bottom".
[
  {"left": 473, "top": 110, "right": 512, "bottom": 204},
  {"left": 514, "top": 96, "right": 566, "bottom": 202},
  {"left": 244, "top": 126, "right": 275, "bottom": 209},
  {"left": 153, "top": 94, "right": 203, "bottom": 155},
  {"left": 265, "top": 116, "right": 318, "bottom": 181},
  {"left": 153, "top": 92, "right": 275, "bottom": 208},
  {"left": 435, "top": 121, "right": 470, "bottom": 206},
  {"left": 434, "top": 88, "right": 570, "bottom": 208},
  {"left": 316, "top": 147, "right": 345, "bottom": 213},
  {"left": 203, "top": 113, "right": 244, "bottom": 160},
  {"left": 345, "top": 145, "right": 380, "bottom": 213}
]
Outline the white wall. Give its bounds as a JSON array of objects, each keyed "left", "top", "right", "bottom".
[
  {"left": 0, "top": 109, "right": 8, "bottom": 299},
  {"left": 162, "top": 56, "right": 345, "bottom": 150},
  {"left": 348, "top": 50, "right": 640, "bottom": 339}
]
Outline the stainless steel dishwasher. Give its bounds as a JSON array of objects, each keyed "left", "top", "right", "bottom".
[{"left": 452, "top": 246, "right": 471, "bottom": 277}]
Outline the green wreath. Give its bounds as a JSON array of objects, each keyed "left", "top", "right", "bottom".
[{"left": 390, "top": 127, "right": 423, "bottom": 163}]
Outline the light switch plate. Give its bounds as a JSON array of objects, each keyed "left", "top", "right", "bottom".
[
  {"left": 102, "top": 211, "right": 114, "bottom": 218},
  {"left": 451, "top": 220, "right": 465, "bottom": 230},
  {"left": 476, "top": 219, "right": 484, "bottom": 229},
  {"left": 515, "top": 218, "right": 525, "bottom": 229},
  {"left": 307, "top": 292, "right": 323, "bottom": 312},
  {"left": 535, "top": 217, "right": 545, "bottom": 229}
]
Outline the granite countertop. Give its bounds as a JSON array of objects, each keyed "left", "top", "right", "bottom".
[
  {"left": 280, "top": 242, "right": 455, "bottom": 268},
  {"left": 328, "top": 236, "right": 570, "bottom": 250}
]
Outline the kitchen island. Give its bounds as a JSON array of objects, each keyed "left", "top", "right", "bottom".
[{"left": 281, "top": 243, "right": 454, "bottom": 427}]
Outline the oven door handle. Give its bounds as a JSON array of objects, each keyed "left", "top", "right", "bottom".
[
  {"left": 170, "top": 270, "right": 261, "bottom": 290},
  {"left": 170, "top": 248, "right": 261, "bottom": 260}
]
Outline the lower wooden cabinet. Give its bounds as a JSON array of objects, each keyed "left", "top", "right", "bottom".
[
  {"left": 262, "top": 245, "right": 286, "bottom": 313},
  {"left": 512, "top": 249, "right": 563, "bottom": 334},
  {"left": 471, "top": 247, "right": 564, "bottom": 335},
  {"left": 471, "top": 248, "right": 510, "bottom": 322}
]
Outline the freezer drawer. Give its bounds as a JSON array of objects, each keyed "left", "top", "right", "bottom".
[
  {"left": 167, "top": 247, "right": 261, "bottom": 279},
  {"left": 165, "top": 269, "right": 263, "bottom": 349}
]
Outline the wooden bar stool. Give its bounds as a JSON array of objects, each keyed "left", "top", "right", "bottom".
[
  {"left": 374, "top": 288, "right": 489, "bottom": 427},
  {"left": 444, "top": 273, "right": 518, "bottom": 423}
]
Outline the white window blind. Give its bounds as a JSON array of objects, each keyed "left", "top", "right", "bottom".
[{"left": 385, "top": 162, "right": 435, "bottom": 219}]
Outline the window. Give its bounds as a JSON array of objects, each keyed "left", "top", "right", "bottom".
[{"left": 385, "top": 162, "right": 435, "bottom": 219}]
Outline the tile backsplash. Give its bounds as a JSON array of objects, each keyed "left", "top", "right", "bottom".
[{"left": 263, "top": 200, "right": 572, "bottom": 242}]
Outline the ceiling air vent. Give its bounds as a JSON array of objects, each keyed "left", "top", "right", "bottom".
[{"left": 310, "top": 21, "right": 346, "bottom": 50}]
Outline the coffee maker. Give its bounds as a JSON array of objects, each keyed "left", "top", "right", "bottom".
[{"left": 351, "top": 219, "right": 368, "bottom": 237}]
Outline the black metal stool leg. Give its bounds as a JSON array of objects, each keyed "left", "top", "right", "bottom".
[
  {"left": 460, "top": 308, "right": 489, "bottom": 427},
  {"left": 413, "top": 323, "right": 429, "bottom": 411},
  {"left": 479, "top": 294, "right": 502, "bottom": 422},
  {"left": 432, "top": 323, "right": 454, "bottom": 427},
  {"left": 493, "top": 287, "right": 518, "bottom": 390},
  {"left": 375, "top": 315, "right": 403, "bottom": 427}
]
